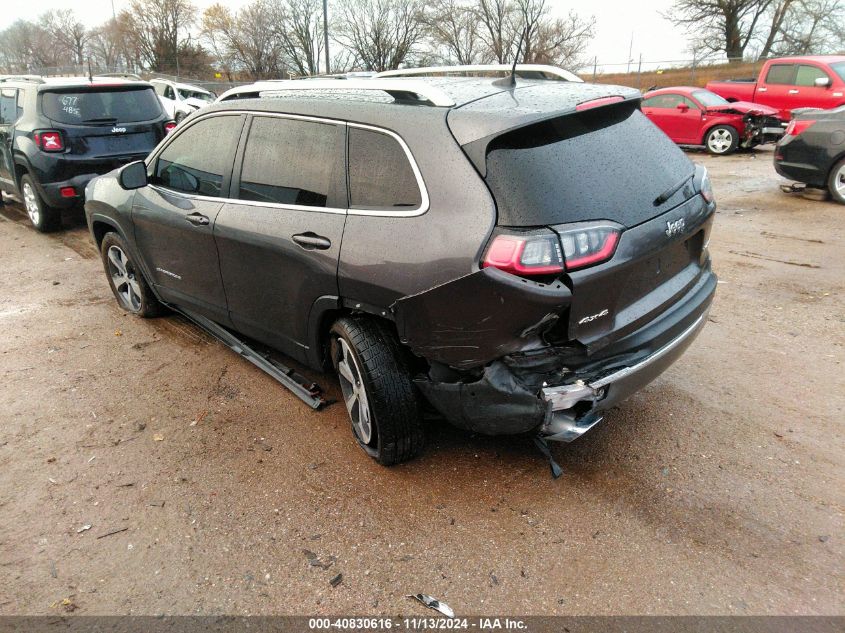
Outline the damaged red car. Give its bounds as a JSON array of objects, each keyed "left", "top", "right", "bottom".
[{"left": 642, "top": 87, "right": 784, "bottom": 155}]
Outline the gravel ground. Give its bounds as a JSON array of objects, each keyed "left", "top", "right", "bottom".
[{"left": 0, "top": 146, "right": 842, "bottom": 616}]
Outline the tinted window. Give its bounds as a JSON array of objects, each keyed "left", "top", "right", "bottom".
[
  {"left": 795, "top": 65, "right": 830, "bottom": 86},
  {"left": 642, "top": 94, "right": 695, "bottom": 109},
  {"left": 765, "top": 64, "right": 795, "bottom": 85},
  {"left": 154, "top": 115, "right": 242, "bottom": 196},
  {"left": 483, "top": 104, "right": 691, "bottom": 227},
  {"left": 348, "top": 127, "right": 421, "bottom": 209},
  {"left": 238, "top": 116, "right": 338, "bottom": 207},
  {"left": 832, "top": 62, "right": 845, "bottom": 82},
  {"left": 42, "top": 87, "right": 162, "bottom": 123},
  {"left": 0, "top": 89, "right": 16, "bottom": 124}
]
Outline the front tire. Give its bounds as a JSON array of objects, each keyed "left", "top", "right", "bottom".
[
  {"left": 330, "top": 316, "right": 424, "bottom": 466},
  {"left": 100, "top": 232, "right": 165, "bottom": 317},
  {"left": 20, "top": 174, "right": 61, "bottom": 232},
  {"left": 828, "top": 158, "right": 845, "bottom": 205},
  {"left": 704, "top": 125, "right": 739, "bottom": 155}
]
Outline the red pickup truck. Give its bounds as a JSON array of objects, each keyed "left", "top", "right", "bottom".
[{"left": 707, "top": 56, "right": 845, "bottom": 121}]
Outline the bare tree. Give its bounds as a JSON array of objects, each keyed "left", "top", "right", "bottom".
[
  {"left": 273, "top": 0, "right": 325, "bottom": 76},
  {"left": 524, "top": 9, "right": 595, "bottom": 68},
  {"left": 0, "top": 20, "right": 57, "bottom": 72},
  {"left": 474, "top": 0, "right": 517, "bottom": 63},
  {"left": 664, "top": 0, "right": 775, "bottom": 62},
  {"left": 88, "top": 19, "right": 125, "bottom": 69},
  {"left": 775, "top": 0, "right": 845, "bottom": 54},
  {"left": 426, "top": 0, "right": 484, "bottom": 64},
  {"left": 41, "top": 10, "right": 89, "bottom": 66},
  {"left": 120, "top": 0, "right": 197, "bottom": 72},
  {"left": 332, "top": 0, "right": 428, "bottom": 71},
  {"left": 202, "top": 1, "right": 284, "bottom": 78}
]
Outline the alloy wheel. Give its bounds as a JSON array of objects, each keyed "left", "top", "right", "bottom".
[
  {"left": 106, "top": 245, "right": 143, "bottom": 312},
  {"left": 707, "top": 129, "right": 734, "bottom": 154},
  {"left": 22, "top": 182, "right": 40, "bottom": 226},
  {"left": 834, "top": 164, "right": 845, "bottom": 198},
  {"left": 336, "top": 338, "right": 373, "bottom": 444}
]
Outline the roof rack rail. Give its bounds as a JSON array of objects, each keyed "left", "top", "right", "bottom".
[
  {"left": 256, "top": 78, "right": 456, "bottom": 107},
  {"left": 0, "top": 74, "right": 45, "bottom": 84},
  {"left": 375, "top": 64, "right": 583, "bottom": 83}
]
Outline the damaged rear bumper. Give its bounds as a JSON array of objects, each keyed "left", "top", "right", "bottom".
[
  {"left": 415, "top": 269, "right": 716, "bottom": 440},
  {"left": 539, "top": 309, "right": 708, "bottom": 441}
]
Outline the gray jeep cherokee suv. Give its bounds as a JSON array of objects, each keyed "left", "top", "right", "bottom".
[{"left": 85, "top": 78, "right": 717, "bottom": 465}]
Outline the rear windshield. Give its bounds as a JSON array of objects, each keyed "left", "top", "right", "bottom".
[
  {"left": 482, "top": 104, "right": 692, "bottom": 227},
  {"left": 41, "top": 87, "right": 162, "bottom": 124}
]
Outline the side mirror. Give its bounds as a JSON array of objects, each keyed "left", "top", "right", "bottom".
[
  {"left": 118, "top": 160, "right": 148, "bottom": 190},
  {"left": 814, "top": 77, "right": 831, "bottom": 88},
  {"left": 677, "top": 103, "right": 690, "bottom": 112}
]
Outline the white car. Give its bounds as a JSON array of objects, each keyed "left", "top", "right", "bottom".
[{"left": 150, "top": 79, "right": 215, "bottom": 123}]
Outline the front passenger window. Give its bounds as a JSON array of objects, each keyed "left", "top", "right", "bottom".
[
  {"left": 795, "top": 65, "right": 829, "bottom": 87},
  {"left": 153, "top": 115, "right": 242, "bottom": 197}
]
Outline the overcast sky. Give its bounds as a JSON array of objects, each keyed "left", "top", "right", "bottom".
[{"left": 0, "top": 0, "right": 693, "bottom": 71}]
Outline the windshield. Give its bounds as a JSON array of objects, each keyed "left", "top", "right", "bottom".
[
  {"left": 42, "top": 87, "right": 162, "bottom": 124},
  {"left": 831, "top": 62, "right": 845, "bottom": 82},
  {"left": 692, "top": 90, "right": 729, "bottom": 107},
  {"left": 177, "top": 88, "right": 214, "bottom": 102}
]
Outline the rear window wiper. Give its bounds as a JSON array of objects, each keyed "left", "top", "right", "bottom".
[
  {"left": 83, "top": 117, "right": 119, "bottom": 123},
  {"left": 654, "top": 171, "right": 694, "bottom": 206}
]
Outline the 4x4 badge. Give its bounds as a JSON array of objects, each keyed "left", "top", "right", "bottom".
[{"left": 665, "top": 218, "right": 685, "bottom": 237}]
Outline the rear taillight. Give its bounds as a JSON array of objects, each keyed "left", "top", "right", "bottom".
[
  {"left": 483, "top": 233, "right": 564, "bottom": 276},
  {"left": 33, "top": 130, "right": 64, "bottom": 152},
  {"left": 557, "top": 225, "right": 621, "bottom": 271},
  {"left": 59, "top": 186, "right": 76, "bottom": 198},
  {"left": 785, "top": 119, "right": 815, "bottom": 136},
  {"left": 164, "top": 121, "right": 177, "bottom": 134}
]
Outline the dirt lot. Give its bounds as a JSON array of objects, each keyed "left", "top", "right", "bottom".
[{"left": 0, "top": 146, "right": 842, "bottom": 616}]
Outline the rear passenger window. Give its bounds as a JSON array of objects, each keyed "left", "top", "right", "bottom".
[
  {"left": 795, "top": 65, "right": 829, "bottom": 86},
  {"left": 0, "top": 89, "right": 17, "bottom": 124},
  {"left": 154, "top": 115, "right": 242, "bottom": 197},
  {"left": 348, "top": 127, "right": 422, "bottom": 210},
  {"left": 238, "top": 116, "right": 339, "bottom": 207},
  {"left": 765, "top": 64, "right": 795, "bottom": 85}
]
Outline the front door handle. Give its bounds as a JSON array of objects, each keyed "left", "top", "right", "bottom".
[
  {"left": 292, "top": 232, "right": 331, "bottom": 250},
  {"left": 788, "top": 89, "right": 799, "bottom": 94},
  {"left": 186, "top": 212, "right": 210, "bottom": 226}
]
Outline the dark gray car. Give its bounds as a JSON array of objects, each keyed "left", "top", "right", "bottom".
[{"left": 84, "top": 78, "right": 717, "bottom": 466}]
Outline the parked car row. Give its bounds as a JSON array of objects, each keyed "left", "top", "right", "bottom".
[{"left": 0, "top": 75, "right": 176, "bottom": 231}]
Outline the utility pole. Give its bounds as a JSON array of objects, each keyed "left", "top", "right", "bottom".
[{"left": 323, "top": 0, "right": 330, "bottom": 75}]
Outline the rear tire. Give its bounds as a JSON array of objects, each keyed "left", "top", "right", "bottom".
[
  {"left": 828, "top": 158, "right": 845, "bottom": 205},
  {"left": 330, "top": 316, "right": 424, "bottom": 465},
  {"left": 704, "top": 125, "right": 739, "bottom": 155},
  {"left": 100, "top": 232, "right": 166, "bottom": 317},
  {"left": 20, "top": 174, "right": 61, "bottom": 232}
]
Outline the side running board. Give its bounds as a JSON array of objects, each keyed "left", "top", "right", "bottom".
[{"left": 175, "top": 307, "right": 328, "bottom": 410}]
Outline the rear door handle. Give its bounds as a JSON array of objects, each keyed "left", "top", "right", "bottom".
[
  {"left": 186, "top": 212, "right": 210, "bottom": 226},
  {"left": 292, "top": 232, "right": 331, "bottom": 250}
]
